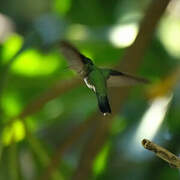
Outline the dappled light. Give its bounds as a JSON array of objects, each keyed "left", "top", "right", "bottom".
[
  {"left": 93, "top": 142, "right": 110, "bottom": 177},
  {"left": 1, "top": 91, "right": 22, "bottom": 117},
  {"left": 158, "top": 15, "right": 180, "bottom": 58},
  {"left": 53, "top": 0, "right": 72, "bottom": 15},
  {"left": 0, "top": 13, "right": 14, "bottom": 43},
  {"left": 0, "top": 0, "right": 180, "bottom": 179},
  {"left": 2, "top": 34, "right": 23, "bottom": 64},
  {"left": 12, "top": 49, "right": 61, "bottom": 76},
  {"left": 109, "top": 23, "right": 138, "bottom": 47},
  {"left": 131, "top": 95, "right": 173, "bottom": 153},
  {"left": 2, "top": 120, "right": 25, "bottom": 145}
]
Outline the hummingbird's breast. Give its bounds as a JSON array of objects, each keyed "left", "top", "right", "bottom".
[{"left": 83, "top": 68, "right": 107, "bottom": 94}]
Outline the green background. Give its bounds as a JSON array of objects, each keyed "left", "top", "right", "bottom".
[{"left": 0, "top": 0, "right": 180, "bottom": 179}]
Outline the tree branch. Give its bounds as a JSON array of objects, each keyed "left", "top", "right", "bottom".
[
  {"left": 73, "top": 0, "right": 171, "bottom": 179},
  {"left": 41, "top": 113, "right": 97, "bottom": 180},
  {"left": 6, "top": 78, "right": 81, "bottom": 125},
  {"left": 142, "top": 139, "right": 180, "bottom": 168}
]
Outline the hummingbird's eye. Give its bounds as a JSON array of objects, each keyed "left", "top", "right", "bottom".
[{"left": 82, "top": 57, "right": 93, "bottom": 65}]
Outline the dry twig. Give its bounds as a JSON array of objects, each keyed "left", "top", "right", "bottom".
[
  {"left": 73, "top": 0, "right": 172, "bottom": 179},
  {"left": 142, "top": 139, "right": 180, "bottom": 168},
  {"left": 41, "top": 0, "right": 172, "bottom": 179}
]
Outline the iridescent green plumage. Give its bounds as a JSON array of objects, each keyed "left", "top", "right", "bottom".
[{"left": 60, "top": 41, "right": 149, "bottom": 115}]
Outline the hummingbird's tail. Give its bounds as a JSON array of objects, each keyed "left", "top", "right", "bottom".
[{"left": 96, "top": 94, "right": 111, "bottom": 115}]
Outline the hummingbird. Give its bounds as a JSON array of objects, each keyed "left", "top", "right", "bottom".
[{"left": 60, "top": 41, "right": 149, "bottom": 115}]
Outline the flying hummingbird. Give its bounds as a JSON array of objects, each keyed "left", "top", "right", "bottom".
[{"left": 60, "top": 41, "right": 149, "bottom": 115}]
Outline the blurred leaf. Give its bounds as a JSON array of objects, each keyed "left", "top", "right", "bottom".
[
  {"left": 1, "top": 91, "right": 22, "bottom": 117},
  {"left": 11, "top": 49, "right": 61, "bottom": 77},
  {"left": 53, "top": 0, "right": 72, "bottom": 15},
  {"left": 2, "top": 120, "right": 25, "bottom": 146},
  {"left": 2, "top": 34, "right": 23, "bottom": 64},
  {"left": 93, "top": 142, "right": 111, "bottom": 177},
  {"left": 0, "top": 0, "right": 180, "bottom": 179}
]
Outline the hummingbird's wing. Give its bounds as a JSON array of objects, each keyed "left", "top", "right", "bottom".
[
  {"left": 59, "top": 41, "right": 91, "bottom": 76},
  {"left": 107, "top": 70, "right": 150, "bottom": 86}
]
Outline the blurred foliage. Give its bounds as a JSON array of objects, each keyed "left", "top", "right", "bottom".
[{"left": 0, "top": 0, "right": 180, "bottom": 179}]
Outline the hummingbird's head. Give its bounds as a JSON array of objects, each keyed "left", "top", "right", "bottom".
[{"left": 81, "top": 56, "right": 94, "bottom": 65}]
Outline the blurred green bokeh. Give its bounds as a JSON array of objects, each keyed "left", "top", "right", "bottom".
[{"left": 0, "top": 0, "right": 180, "bottom": 179}]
